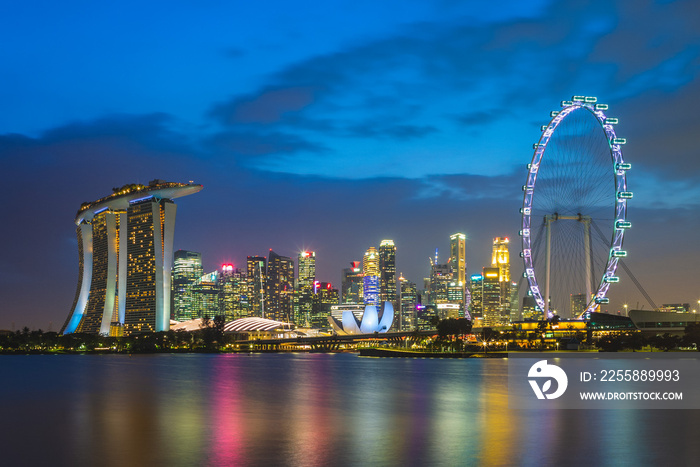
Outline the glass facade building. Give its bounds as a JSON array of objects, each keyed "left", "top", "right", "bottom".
[
  {"left": 492, "top": 237, "right": 512, "bottom": 319},
  {"left": 246, "top": 256, "right": 266, "bottom": 318},
  {"left": 219, "top": 265, "right": 249, "bottom": 321},
  {"left": 172, "top": 250, "right": 203, "bottom": 321},
  {"left": 399, "top": 276, "right": 417, "bottom": 331},
  {"left": 379, "top": 240, "right": 397, "bottom": 310},
  {"left": 363, "top": 247, "right": 379, "bottom": 305},
  {"left": 295, "top": 251, "right": 316, "bottom": 326},
  {"left": 266, "top": 250, "right": 294, "bottom": 322},
  {"left": 482, "top": 267, "right": 503, "bottom": 327},
  {"left": 341, "top": 261, "right": 363, "bottom": 304},
  {"left": 449, "top": 233, "right": 466, "bottom": 287},
  {"left": 469, "top": 274, "right": 483, "bottom": 320}
]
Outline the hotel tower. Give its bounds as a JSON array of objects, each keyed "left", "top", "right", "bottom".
[{"left": 61, "top": 180, "right": 202, "bottom": 336}]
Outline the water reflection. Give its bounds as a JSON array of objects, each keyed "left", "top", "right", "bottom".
[{"left": 1, "top": 354, "right": 699, "bottom": 466}]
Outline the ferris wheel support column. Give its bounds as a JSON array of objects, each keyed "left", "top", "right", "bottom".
[
  {"left": 544, "top": 215, "right": 554, "bottom": 319},
  {"left": 581, "top": 216, "right": 593, "bottom": 302}
]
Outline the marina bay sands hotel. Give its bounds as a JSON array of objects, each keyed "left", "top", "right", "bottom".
[{"left": 61, "top": 180, "right": 202, "bottom": 336}]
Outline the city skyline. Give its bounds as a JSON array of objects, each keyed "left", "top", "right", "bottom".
[{"left": 2, "top": 1, "right": 700, "bottom": 329}]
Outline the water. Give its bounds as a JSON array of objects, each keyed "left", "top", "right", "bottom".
[{"left": 2, "top": 353, "right": 699, "bottom": 466}]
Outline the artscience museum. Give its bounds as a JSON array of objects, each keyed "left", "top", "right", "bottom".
[{"left": 328, "top": 302, "right": 394, "bottom": 335}]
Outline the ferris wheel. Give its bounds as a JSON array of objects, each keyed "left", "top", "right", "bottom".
[{"left": 520, "top": 96, "right": 631, "bottom": 319}]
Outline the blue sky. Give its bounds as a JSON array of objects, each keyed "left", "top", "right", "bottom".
[{"left": 1, "top": 0, "right": 699, "bottom": 328}]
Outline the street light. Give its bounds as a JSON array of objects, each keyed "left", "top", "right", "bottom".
[{"left": 624, "top": 304, "right": 628, "bottom": 317}]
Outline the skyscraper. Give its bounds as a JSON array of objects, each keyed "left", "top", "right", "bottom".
[
  {"left": 191, "top": 271, "right": 221, "bottom": 319},
  {"left": 379, "top": 240, "right": 397, "bottom": 309},
  {"left": 399, "top": 275, "right": 418, "bottom": 331},
  {"left": 449, "top": 233, "right": 466, "bottom": 287},
  {"left": 363, "top": 247, "right": 380, "bottom": 305},
  {"left": 570, "top": 293, "right": 587, "bottom": 319},
  {"left": 297, "top": 251, "right": 316, "bottom": 289},
  {"left": 429, "top": 261, "right": 452, "bottom": 304},
  {"left": 341, "top": 261, "right": 363, "bottom": 304},
  {"left": 482, "top": 267, "right": 501, "bottom": 327},
  {"left": 295, "top": 251, "right": 316, "bottom": 326},
  {"left": 312, "top": 281, "right": 339, "bottom": 328},
  {"left": 246, "top": 256, "right": 266, "bottom": 318},
  {"left": 61, "top": 180, "right": 202, "bottom": 336},
  {"left": 509, "top": 281, "right": 520, "bottom": 322},
  {"left": 172, "top": 250, "right": 203, "bottom": 321},
  {"left": 492, "top": 237, "right": 511, "bottom": 283},
  {"left": 492, "top": 237, "right": 512, "bottom": 321},
  {"left": 469, "top": 274, "right": 483, "bottom": 320},
  {"left": 219, "top": 264, "right": 248, "bottom": 321},
  {"left": 266, "top": 250, "right": 294, "bottom": 322},
  {"left": 522, "top": 295, "right": 538, "bottom": 320}
]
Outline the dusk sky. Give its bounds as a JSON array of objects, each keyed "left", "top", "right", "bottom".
[{"left": 1, "top": 0, "right": 699, "bottom": 330}]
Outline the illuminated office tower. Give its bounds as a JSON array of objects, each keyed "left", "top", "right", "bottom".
[
  {"left": 247, "top": 256, "right": 266, "bottom": 318},
  {"left": 363, "top": 247, "right": 380, "bottom": 305},
  {"left": 429, "top": 262, "right": 452, "bottom": 304},
  {"left": 297, "top": 251, "right": 316, "bottom": 288},
  {"left": 311, "top": 282, "right": 339, "bottom": 328},
  {"left": 172, "top": 250, "right": 203, "bottom": 321},
  {"left": 570, "top": 293, "right": 587, "bottom": 319},
  {"left": 492, "top": 237, "right": 510, "bottom": 282},
  {"left": 341, "top": 261, "right": 363, "bottom": 304},
  {"left": 449, "top": 233, "right": 466, "bottom": 287},
  {"left": 61, "top": 180, "right": 202, "bottom": 336},
  {"left": 447, "top": 282, "right": 464, "bottom": 306},
  {"left": 295, "top": 251, "right": 316, "bottom": 326},
  {"left": 522, "top": 295, "right": 538, "bottom": 320},
  {"left": 469, "top": 274, "right": 483, "bottom": 320},
  {"left": 509, "top": 281, "right": 520, "bottom": 322},
  {"left": 379, "top": 240, "right": 397, "bottom": 309},
  {"left": 399, "top": 276, "right": 417, "bottom": 331},
  {"left": 219, "top": 264, "right": 248, "bottom": 321},
  {"left": 482, "top": 267, "right": 501, "bottom": 327},
  {"left": 191, "top": 271, "right": 221, "bottom": 319},
  {"left": 492, "top": 237, "right": 512, "bottom": 318},
  {"left": 266, "top": 250, "right": 295, "bottom": 322}
]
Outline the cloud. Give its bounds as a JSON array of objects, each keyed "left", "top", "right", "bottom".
[
  {"left": 414, "top": 171, "right": 523, "bottom": 201},
  {"left": 452, "top": 111, "right": 501, "bottom": 127},
  {"left": 0, "top": 113, "right": 196, "bottom": 169},
  {"left": 198, "top": 0, "right": 700, "bottom": 181},
  {"left": 209, "top": 85, "right": 322, "bottom": 125},
  {"left": 206, "top": 129, "right": 326, "bottom": 158},
  {"left": 344, "top": 122, "right": 438, "bottom": 140}
]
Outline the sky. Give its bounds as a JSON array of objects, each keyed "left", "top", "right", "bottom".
[{"left": 1, "top": 0, "right": 699, "bottom": 330}]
